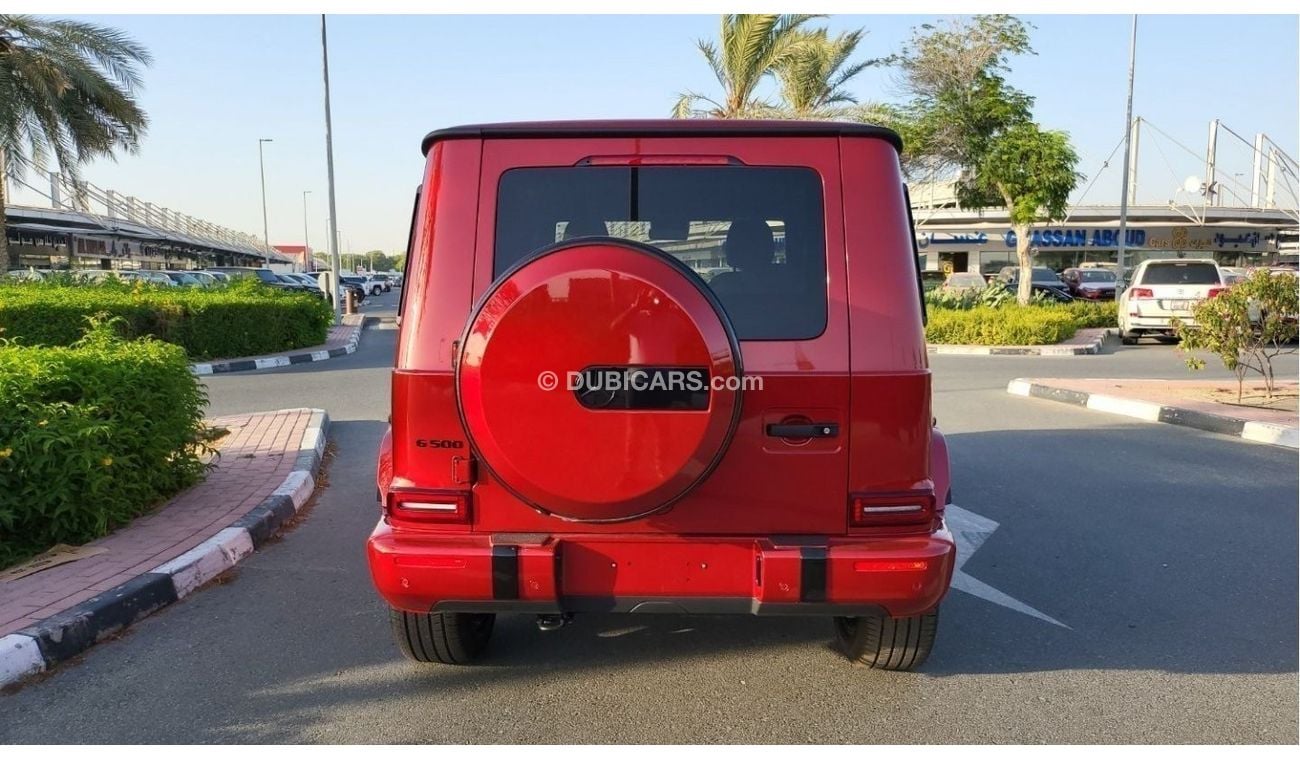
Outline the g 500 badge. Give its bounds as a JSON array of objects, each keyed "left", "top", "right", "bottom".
[{"left": 415, "top": 439, "right": 465, "bottom": 449}]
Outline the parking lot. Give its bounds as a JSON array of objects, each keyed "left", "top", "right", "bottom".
[{"left": 0, "top": 289, "right": 1294, "bottom": 743}]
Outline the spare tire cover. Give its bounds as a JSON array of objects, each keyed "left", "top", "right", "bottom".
[{"left": 456, "top": 239, "right": 742, "bottom": 522}]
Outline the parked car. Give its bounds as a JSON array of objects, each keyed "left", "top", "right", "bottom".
[
  {"left": 1060, "top": 267, "right": 1118, "bottom": 300},
  {"left": 372, "top": 273, "right": 393, "bottom": 292},
  {"left": 368, "top": 120, "right": 954, "bottom": 671},
  {"left": 207, "top": 266, "right": 294, "bottom": 291},
  {"left": 188, "top": 271, "right": 221, "bottom": 288},
  {"left": 1002, "top": 280, "right": 1075, "bottom": 302},
  {"left": 338, "top": 275, "right": 370, "bottom": 303},
  {"left": 1117, "top": 258, "right": 1225, "bottom": 345},
  {"left": 939, "top": 271, "right": 987, "bottom": 294},
  {"left": 203, "top": 270, "right": 231, "bottom": 284},
  {"left": 162, "top": 270, "right": 206, "bottom": 287},
  {"left": 3, "top": 268, "right": 46, "bottom": 282},
  {"left": 919, "top": 270, "right": 947, "bottom": 292},
  {"left": 996, "top": 265, "right": 1068, "bottom": 290}
]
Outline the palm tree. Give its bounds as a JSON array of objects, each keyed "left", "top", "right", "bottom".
[
  {"left": 672, "top": 14, "right": 822, "bottom": 119},
  {"left": 0, "top": 15, "right": 151, "bottom": 270},
  {"left": 773, "top": 28, "right": 875, "bottom": 119}
]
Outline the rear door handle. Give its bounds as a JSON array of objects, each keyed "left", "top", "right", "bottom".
[{"left": 766, "top": 423, "right": 839, "bottom": 438}]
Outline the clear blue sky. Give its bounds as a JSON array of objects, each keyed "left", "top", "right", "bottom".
[{"left": 9, "top": 14, "right": 1298, "bottom": 253}]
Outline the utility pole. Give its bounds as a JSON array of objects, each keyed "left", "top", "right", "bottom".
[
  {"left": 1115, "top": 15, "right": 1137, "bottom": 286},
  {"left": 302, "top": 190, "right": 312, "bottom": 271},
  {"left": 321, "top": 14, "right": 343, "bottom": 323},
  {"left": 258, "top": 138, "right": 273, "bottom": 265}
]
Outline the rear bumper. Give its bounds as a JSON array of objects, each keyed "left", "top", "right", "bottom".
[{"left": 367, "top": 524, "right": 956, "bottom": 619}]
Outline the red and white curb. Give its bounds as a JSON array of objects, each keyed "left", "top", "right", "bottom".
[
  {"left": 0, "top": 409, "right": 329, "bottom": 689},
  {"left": 1008, "top": 379, "right": 1298, "bottom": 449}
]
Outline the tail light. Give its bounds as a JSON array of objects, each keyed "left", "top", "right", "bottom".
[
  {"left": 1207, "top": 287, "right": 1226, "bottom": 298},
  {"left": 850, "top": 488, "right": 937, "bottom": 531},
  {"left": 1129, "top": 287, "right": 1154, "bottom": 298},
  {"left": 387, "top": 488, "right": 471, "bottom": 524}
]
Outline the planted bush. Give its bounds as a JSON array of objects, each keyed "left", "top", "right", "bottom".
[
  {"left": 0, "top": 278, "right": 333, "bottom": 360},
  {"left": 926, "top": 305, "right": 1080, "bottom": 345},
  {"left": 1065, "top": 300, "right": 1119, "bottom": 328},
  {"left": 0, "top": 322, "right": 212, "bottom": 568}
]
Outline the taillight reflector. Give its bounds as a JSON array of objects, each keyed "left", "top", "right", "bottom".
[
  {"left": 1207, "top": 287, "right": 1226, "bottom": 298},
  {"left": 853, "top": 560, "right": 929, "bottom": 573},
  {"left": 1130, "top": 287, "right": 1154, "bottom": 298}
]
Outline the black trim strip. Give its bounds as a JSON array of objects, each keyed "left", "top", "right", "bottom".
[
  {"left": 491, "top": 545, "right": 520, "bottom": 600},
  {"left": 429, "top": 597, "right": 888, "bottom": 617},
  {"left": 800, "top": 547, "right": 828, "bottom": 603},
  {"left": 422, "top": 120, "right": 903, "bottom": 155}
]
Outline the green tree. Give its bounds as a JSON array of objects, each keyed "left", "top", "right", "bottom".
[
  {"left": 672, "top": 14, "right": 821, "bottom": 119},
  {"left": 772, "top": 28, "right": 875, "bottom": 119},
  {"left": 893, "top": 15, "right": 1080, "bottom": 304},
  {"left": 1174, "top": 270, "right": 1299, "bottom": 402},
  {"left": 0, "top": 15, "right": 151, "bottom": 270}
]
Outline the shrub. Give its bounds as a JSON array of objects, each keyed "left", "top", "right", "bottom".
[
  {"left": 926, "top": 305, "right": 1080, "bottom": 345},
  {"left": 0, "top": 278, "right": 333, "bottom": 360},
  {"left": 1065, "top": 300, "right": 1119, "bottom": 328},
  {"left": 1174, "top": 270, "right": 1299, "bottom": 401},
  {"left": 0, "top": 322, "right": 212, "bottom": 568}
]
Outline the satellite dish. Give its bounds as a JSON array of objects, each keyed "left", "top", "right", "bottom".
[{"left": 1183, "top": 176, "right": 1204, "bottom": 194}]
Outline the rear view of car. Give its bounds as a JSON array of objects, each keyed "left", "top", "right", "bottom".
[
  {"left": 1118, "top": 259, "right": 1225, "bottom": 344},
  {"left": 1062, "top": 267, "right": 1117, "bottom": 300},
  {"left": 369, "top": 120, "right": 955, "bottom": 671}
]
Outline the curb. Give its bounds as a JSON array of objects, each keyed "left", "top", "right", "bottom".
[
  {"left": 0, "top": 409, "right": 330, "bottom": 689},
  {"left": 190, "top": 319, "right": 363, "bottom": 375},
  {"left": 1007, "top": 379, "right": 1299, "bottom": 449},
  {"left": 929, "top": 329, "right": 1114, "bottom": 356}
]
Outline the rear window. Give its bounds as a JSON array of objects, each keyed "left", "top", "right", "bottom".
[
  {"left": 494, "top": 166, "right": 827, "bottom": 340},
  {"left": 1078, "top": 270, "right": 1115, "bottom": 282},
  {"left": 1140, "top": 262, "right": 1220, "bottom": 286}
]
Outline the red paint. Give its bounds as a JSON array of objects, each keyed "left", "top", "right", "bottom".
[{"left": 369, "top": 121, "right": 953, "bottom": 622}]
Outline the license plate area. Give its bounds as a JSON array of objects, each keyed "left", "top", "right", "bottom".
[
  {"left": 558, "top": 540, "right": 755, "bottom": 598},
  {"left": 1159, "top": 299, "right": 1194, "bottom": 311}
]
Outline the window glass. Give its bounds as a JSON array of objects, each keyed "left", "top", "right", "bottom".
[
  {"left": 1140, "top": 262, "right": 1220, "bottom": 285},
  {"left": 494, "top": 166, "right": 827, "bottom": 340}
]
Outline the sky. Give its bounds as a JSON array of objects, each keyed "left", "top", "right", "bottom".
[{"left": 8, "top": 13, "right": 1299, "bottom": 253}]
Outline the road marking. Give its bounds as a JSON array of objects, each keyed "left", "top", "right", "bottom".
[{"left": 945, "top": 504, "right": 1070, "bottom": 629}]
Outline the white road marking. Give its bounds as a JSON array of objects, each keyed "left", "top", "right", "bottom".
[{"left": 945, "top": 503, "right": 1070, "bottom": 629}]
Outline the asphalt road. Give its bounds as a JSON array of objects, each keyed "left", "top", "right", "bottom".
[{"left": 2, "top": 289, "right": 1296, "bottom": 743}]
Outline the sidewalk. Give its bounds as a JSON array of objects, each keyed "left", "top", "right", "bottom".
[
  {"left": 190, "top": 314, "right": 364, "bottom": 375},
  {"left": 0, "top": 408, "right": 329, "bottom": 687},
  {"left": 929, "top": 328, "right": 1113, "bottom": 356},
  {"left": 1008, "top": 377, "right": 1298, "bottom": 448}
]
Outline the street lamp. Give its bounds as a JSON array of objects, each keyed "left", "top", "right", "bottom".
[
  {"left": 302, "top": 190, "right": 312, "bottom": 271},
  {"left": 258, "top": 137, "right": 274, "bottom": 266}
]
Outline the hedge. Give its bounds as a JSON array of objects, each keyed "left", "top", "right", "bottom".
[
  {"left": 0, "top": 322, "right": 211, "bottom": 568},
  {"left": 926, "top": 306, "right": 1082, "bottom": 345},
  {"left": 0, "top": 278, "right": 333, "bottom": 360}
]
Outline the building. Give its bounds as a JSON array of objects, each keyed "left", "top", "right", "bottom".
[{"left": 913, "top": 204, "right": 1295, "bottom": 276}]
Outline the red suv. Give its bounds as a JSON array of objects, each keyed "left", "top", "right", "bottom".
[{"left": 369, "top": 121, "right": 956, "bottom": 671}]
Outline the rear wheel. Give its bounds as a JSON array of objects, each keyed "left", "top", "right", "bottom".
[
  {"left": 1120, "top": 330, "right": 1139, "bottom": 345},
  {"left": 832, "top": 608, "right": 939, "bottom": 671},
  {"left": 1155, "top": 336, "right": 1179, "bottom": 344},
  {"left": 389, "top": 608, "right": 495, "bottom": 665}
]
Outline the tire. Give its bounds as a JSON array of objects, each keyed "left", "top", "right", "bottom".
[
  {"left": 389, "top": 608, "right": 495, "bottom": 665},
  {"left": 1120, "top": 331, "right": 1139, "bottom": 345},
  {"left": 372, "top": 286, "right": 382, "bottom": 296},
  {"left": 832, "top": 608, "right": 939, "bottom": 671},
  {"left": 1155, "top": 336, "right": 1179, "bottom": 344}
]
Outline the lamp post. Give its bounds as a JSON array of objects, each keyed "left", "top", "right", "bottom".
[
  {"left": 321, "top": 14, "right": 343, "bottom": 323},
  {"left": 302, "top": 190, "right": 312, "bottom": 271},
  {"left": 1115, "top": 16, "right": 1137, "bottom": 286},
  {"left": 258, "top": 137, "right": 274, "bottom": 265}
]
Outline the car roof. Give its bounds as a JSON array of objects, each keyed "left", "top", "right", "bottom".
[{"left": 422, "top": 119, "right": 903, "bottom": 156}]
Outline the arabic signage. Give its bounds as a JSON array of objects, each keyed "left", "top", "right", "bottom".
[{"left": 917, "top": 226, "right": 1278, "bottom": 252}]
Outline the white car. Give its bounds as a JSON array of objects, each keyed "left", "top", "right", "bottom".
[{"left": 1118, "top": 259, "right": 1225, "bottom": 345}]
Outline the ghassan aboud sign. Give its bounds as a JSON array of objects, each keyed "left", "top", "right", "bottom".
[{"left": 917, "top": 226, "right": 1278, "bottom": 252}]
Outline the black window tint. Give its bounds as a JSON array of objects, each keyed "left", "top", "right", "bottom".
[
  {"left": 1141, "top": 262, "right": 1220, "bottom": 286},
  {"left": 494, "top": 166, "right": 827, "bottom": 340}
]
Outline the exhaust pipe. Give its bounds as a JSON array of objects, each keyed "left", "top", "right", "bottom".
[{"left": 536, "top": 613, "right": 572, "bottom": 631}]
